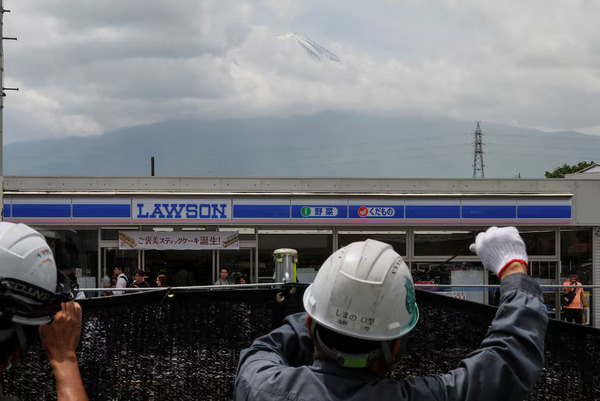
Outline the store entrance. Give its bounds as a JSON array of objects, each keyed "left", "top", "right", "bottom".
[
  {"left": 101, "top": 248, "right": 139, "bottom": 288},
  {"left": 100, "top": 242, "right": 254, "bottom": 287},
  {"left": 218, "top": 248, "right": 254, "bottom": 284},
  {"left": 143, "top": 250, "right": 214, "bottom": 286}
]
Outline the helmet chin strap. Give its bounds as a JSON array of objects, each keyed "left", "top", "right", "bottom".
[
  {"left": 14, "top": 323, "right": 29, "bottom": 361},
  {"left": 0, "top": 324, "right": 16, "bottom": 371},
  {"left": 311, "top": 321, "right": 395, "bottom": 369}
]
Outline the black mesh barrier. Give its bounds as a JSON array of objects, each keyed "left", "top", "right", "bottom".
[
  {"left": 2, "top": 285, "right": 599, "bottom": 400},
  {"left": 394, "top": 291, "right": 600, "bottom": 401}
]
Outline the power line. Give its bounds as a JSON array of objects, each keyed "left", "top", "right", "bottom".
[
  {"left": 489, "top": 132, "right": 600, "bottom": 142},
  {"left": 487, "top": 150, "right": 599, "bottom": 159},
  {"left": 486, "top": 141, "right": 600, "bottom": 152}
]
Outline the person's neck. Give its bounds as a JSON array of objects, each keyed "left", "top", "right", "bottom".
[{"left": 313, "top": 352, "right": 388, "bottom": 378}]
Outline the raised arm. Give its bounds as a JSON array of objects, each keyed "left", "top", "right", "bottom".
[{"left": 414, "top": 227, "right": 549, "bottom": 401}]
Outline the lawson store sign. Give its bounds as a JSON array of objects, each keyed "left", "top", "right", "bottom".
[
  {"left": 132, "top": 199, "right": 231, "bottom": 223},
  {"left": 2, "top": 197, "right": 572, "bottom": 225}
]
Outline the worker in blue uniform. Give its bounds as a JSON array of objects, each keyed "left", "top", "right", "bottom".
[{"left": 235, "top": 226, "right": 548, "bottom": 401}]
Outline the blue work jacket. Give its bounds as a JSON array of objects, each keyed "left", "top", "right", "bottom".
[{"left": 235, "top": 273, "right": 548, "bottom": 401}]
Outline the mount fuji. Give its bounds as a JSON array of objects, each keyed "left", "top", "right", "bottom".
[{"left": 277, "top": 32, "right": 341, "bottom": 62}]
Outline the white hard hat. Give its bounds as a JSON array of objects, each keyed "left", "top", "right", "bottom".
[
  {"left": 303, "top": 239, "right": 419, "bottom": 341},
  {"left": 0, "top": 222, "right": 71, "bottom": 325}
]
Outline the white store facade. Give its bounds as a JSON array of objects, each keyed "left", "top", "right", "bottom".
[{"left": 2, "top": 175, "right": 599, "bottom": 326}]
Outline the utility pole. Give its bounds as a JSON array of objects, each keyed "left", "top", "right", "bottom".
[
  {"left": 1, "top": 1, "right": 6, "bottom": 217},
  {"left": 1, "top": 1, "right": 17, "bottom": 219},
  {"left": 472, "top": 121, "right": 485, "bottom": 178}
]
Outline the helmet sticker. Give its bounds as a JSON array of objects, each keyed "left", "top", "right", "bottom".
[
  {"left": 404, "top": 276, "right": 418, "bottom": 326},
  {"left": 1, "top": 279, "right": 53, "bottom": 302}
]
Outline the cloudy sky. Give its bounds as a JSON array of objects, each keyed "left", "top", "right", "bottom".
[{"left": 3, "top": 0, "right": 600, "bottom": 144}]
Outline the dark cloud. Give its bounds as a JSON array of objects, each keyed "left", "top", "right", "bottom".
[{"left": 3, "top": 0, "right": 600, "bottom": 144}]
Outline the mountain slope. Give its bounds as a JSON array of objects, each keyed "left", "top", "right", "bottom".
[{"left": 5, "top": 112, "right": 600, "bottom": 178}]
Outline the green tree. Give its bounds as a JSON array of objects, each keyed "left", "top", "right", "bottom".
[{"left": 545, "top": 161, "right": 596, "bottom": 178}]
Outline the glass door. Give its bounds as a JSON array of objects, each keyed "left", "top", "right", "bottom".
[
  {"left": 143, "top": 249, "right": 213, "bottom": 286},
  {"left": 218, "top": 248, "right": 254, "bottom": 284},
  {"left": 101, "top": 248, "right": 139, "bottom": 289}
]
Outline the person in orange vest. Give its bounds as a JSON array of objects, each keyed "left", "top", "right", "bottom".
[{"left": 562, "top": 272, "right": 585, "bottom": 324}]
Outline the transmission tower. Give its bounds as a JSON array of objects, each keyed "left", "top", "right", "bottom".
[{"left": 472, "top": 121, "right": 485, "bottom": 178}]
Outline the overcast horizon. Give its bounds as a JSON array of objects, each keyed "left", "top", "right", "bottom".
[{"left": 3, "top": 0, "right": 600, "bottom": 150}]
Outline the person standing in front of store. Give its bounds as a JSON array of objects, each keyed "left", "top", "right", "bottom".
[
  {"left": 113, "top": 266, "right": 128, "bottom": 295},
  {"left": 562, "top": 272, "right": 585, "bottom": 324},
  {"left": 134, "top": 269, "right": 150, "bottom": 288},
  {"left": 156, "top": 274, "right": 168, "bottom": 287},
  {"left": 104, "top": 275, "right": 117, "bottom": 296},
  {"left": 214, "top": 267, "right": 231, "bottom": 285}
]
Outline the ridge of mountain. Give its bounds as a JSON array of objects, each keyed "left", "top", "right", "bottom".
[{"left": 5, "top": 112, "right": 600, "bottom": 178}]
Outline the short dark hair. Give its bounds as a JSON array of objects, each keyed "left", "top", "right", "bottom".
[
  {"left": 219, "top": 267, "right": 229, "bottom": 273},
  {"left": 134, "top": 269, "right": 145, "bottom": 277}
]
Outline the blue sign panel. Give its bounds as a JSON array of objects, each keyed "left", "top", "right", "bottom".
[
  {"left": 518, "top": 205, "right": 571, "bottom": 219},
  {"left": 0, "top": 196, "right": 573, "bottom": 226},
  {"left": 12, "top": 204, "right": 71, "bottom": 218},
  {"left": 73, "top": 204, "right": 131, "bottom": 218},
  {"left": 406, "top": 205, "right": 460, "bottom": 219},
  {"left": 233, "top": 204, "right": 290, "bottom": 219},
  {"left": 462, "top": 205, "right": 516, "bottom": 219}
]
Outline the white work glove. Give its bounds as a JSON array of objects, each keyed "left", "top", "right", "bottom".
[{"left": 469, "top": 226, "right": 528, "bottom": 277}]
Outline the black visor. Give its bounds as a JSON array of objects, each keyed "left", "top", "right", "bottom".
[{"left": 0, "top": 271, "right": 74, "bottom": 322}]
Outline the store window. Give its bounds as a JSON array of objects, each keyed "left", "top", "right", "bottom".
[
  {"left": 487, "top": 259, "right": 559, "bottom": 311},
  {"left": 414, "top": 230, "right": 477, "bottom": 256},
  {"left": 101, "top": 229, "right": 126, "bottom": 241},
  {"left": 258, "top": 229, "right": 332, "bottom": 283},
  {"left": 412, "top": 231, "right": 483, "bottom": 304},
  {"left": 218, "top": 227, "right": 256, "bottom": 284},
  {"left": 527, "top": 261, "right": 559, "bottom": 319},
  {"left": 560, "top": 228, "right": 592, "bottom": 325},
  {"left": 144, "top": 250, "right": 211, "bottom": 286},
  {"left": 560, "top": 229, "right": 592, "bottom": 282},
  {"left": 40, "top": 228, "right": 99, "bottom": 290},
  {"left": 487, "top": 272, "right": 501, "bottom": 306},
  {"left": 412, "top": 261, "right": 485, "bottom": 304},
  {"left": 338, "top": 231, "right": 406, "bottom": 257},
  {"left": 103, "top": 248, "right": 139, "bottom": 286},
  {"left": 521, "top": 230, "right": 556, "bottom": 256}
]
